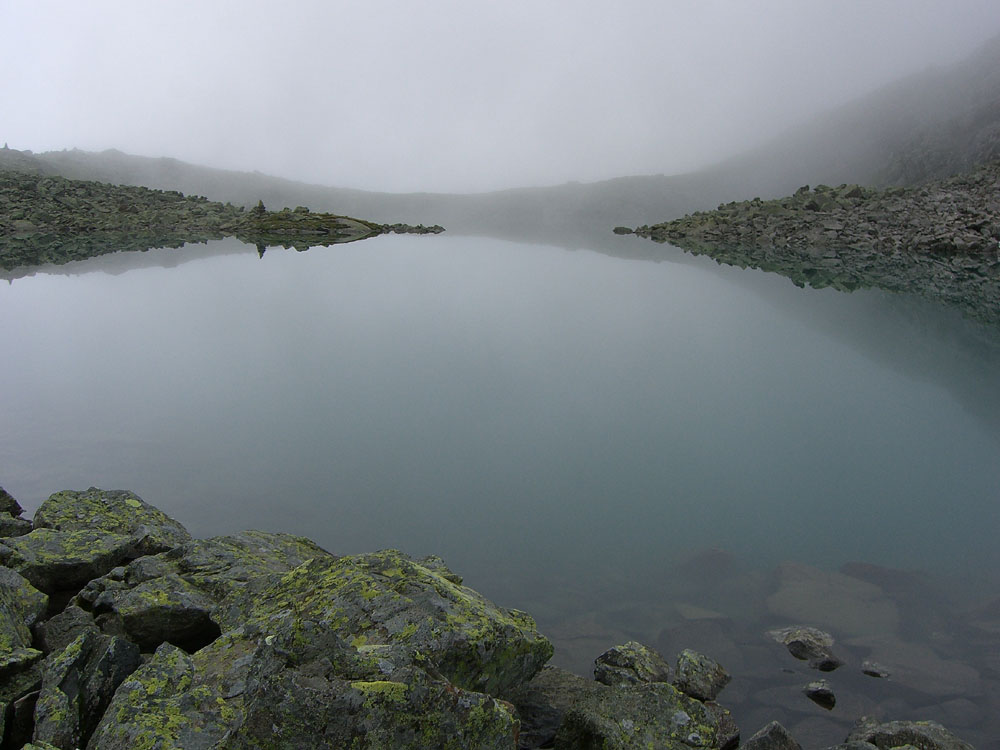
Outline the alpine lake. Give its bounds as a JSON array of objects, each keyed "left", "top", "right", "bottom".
[{"left": 2, "top": 231, "right": 999, "bottom": 747}]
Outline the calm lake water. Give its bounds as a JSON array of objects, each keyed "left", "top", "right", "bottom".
[{"left": 3, "top": 234, "right": 1000, "bottom": 746}]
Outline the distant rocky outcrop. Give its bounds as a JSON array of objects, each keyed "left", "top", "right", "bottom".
[
  {"left": 631, "top": 160, "right": 1000, "bottom": 327},
  {"left": 0, "top": 165, "right": 443, "bottom": 273}
]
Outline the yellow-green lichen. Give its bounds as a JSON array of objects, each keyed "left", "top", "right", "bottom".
[{"left": 351, "top": 679, "right": 409, "bottom": 711}]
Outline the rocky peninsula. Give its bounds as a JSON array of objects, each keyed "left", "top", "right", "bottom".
[
  {"left": 624, "top": 160, "right": 1000, "bottom": 328},
  {"left": 0, "top": 486, "right": 978, "bottom": 749},
  {"left": 0, "top": 167, "right": 443, "bottom": 272}
]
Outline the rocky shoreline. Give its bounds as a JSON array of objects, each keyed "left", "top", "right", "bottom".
[
  {"left": 622, "top": 160, "right": 1000, "bottom": 328},
  {"left": 0, "top": 486, "right": 977, "bottom": 749},
  {"left": 0, "top": 168, "right": 443, "bottom": 272}
]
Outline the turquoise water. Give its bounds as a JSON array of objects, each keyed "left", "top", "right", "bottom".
[{"left": 2, "top": 234, "right": 999, "bottom": 745}]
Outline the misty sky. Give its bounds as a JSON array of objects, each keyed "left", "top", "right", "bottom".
[{"left": 3, "top": 1, "right": 1000, "bottom": 192}]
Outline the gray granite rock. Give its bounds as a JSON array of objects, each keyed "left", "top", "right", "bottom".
[
  {"left": 742, "top": 720, "right": 803, "bottom": 750},
  {"left": 32, "top": 628, "right": 141, "bottom": 749},
  {"left": 846, "top": 716, "right": 974, "bottom": 750},
  {"left": 768, "top": 625, "right": 844, "bottom": 671},
  {"left": 593, "top": 640, "right": 671, "bottom": 687},
  {"left": 555, "top": 681, "right": 724, "bottom": 750},
  {"left": 674, "top": 648, "right": 731, "bottom": 701}
]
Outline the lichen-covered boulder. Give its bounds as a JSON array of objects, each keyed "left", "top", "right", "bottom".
[
  {"left": 0, "top": 528, "right": 151, "bottom": 593},
  {"left": 593, "top": 640, "right": 672, "bottom": 687},
  {"left": 0, "top": 512, "right": 32, "bottom": 538},
  {"left": 33, "top": 488, "right": 190, "bottom": 554},
  {"left": 0, "top": 486, "right": 24, "bottom": 516},
  {"left": 0, "top": 566, "right": 48, "bottom": 674},
  {"left": 674, "top": 649, "right": 731, "bottom": 701},
  {"left": 554, "top": 681, "right": 725, "bottom": 749},
  {"left": 233, "top": 663, "right": 519, "bottom": 749},
  {"left": 34, "top": 604, "right": 95, "bottom": 654},
  {"left": 76, "top": 531, "right": 332, "bottom": 652},
  {"left": 0, "top": 489, "right": 192, "bottom": 594},
  {"left": 88, "top": 641, "right": 228, "bottom": 750},
  {"left": 80, "top": 568, "right": 219, "bottom": 652},
  {"left": 703, "top": 701, "right": 739, "bottom": 750},
  {"left": 845, "top": 717, "right": 974, "bottom": 750},
  {"left": 89, "top": 635, "right": 521, "bottom": 749},
  {"left": 89, "top": 549, "right": 551, "bottom": 749},
  {"left": 161, "top": 529, "right": 333, "bottom": 600},
  {"left": 32, "top": 628, "right": 141, "bottom": 749},
  {"left": 217, "top": 549, "right": 553, "bottom": 696}
]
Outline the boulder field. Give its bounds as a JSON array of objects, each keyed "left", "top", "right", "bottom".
[
  {"left": 624, "top": 160, "right": 1000, "bottom": 328},
  {"left": 0, "top": 487, "right": 977, "bottom": 749}
]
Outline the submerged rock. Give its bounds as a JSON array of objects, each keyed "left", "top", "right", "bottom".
[
  {"left": 768, "top": 625, "right": 844, "bottom": 671},
  {"left": 593, "top": 640, "right": 672, "bottom": 687},
  {"left": 765, "top": 562, "right": 899, "bottom": 638},
  {"left": 860, "top": 660, "right": 890, "bottom": 679},
  {"left": 554, "top": 681, "right": 725, "bottom": 749}
]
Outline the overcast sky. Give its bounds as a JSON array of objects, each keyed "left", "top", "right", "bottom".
[{"left": 3, "top": 1, "right": 1000, "bottom": 192}]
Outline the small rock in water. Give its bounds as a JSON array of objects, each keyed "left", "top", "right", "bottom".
[
  {"left": 803, "top": 679, "right": 836, "bottom": 710},
  {"left": 861, "top": 660, "right": 890, "bottom": 679},
  {"left": 768, "top": 625, "right": 844, "bottom": 671}
]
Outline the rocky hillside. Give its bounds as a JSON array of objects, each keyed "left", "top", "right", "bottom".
[
  {"left": 628, "top": 160, "right": 1000, "bottom": 328},
  {"left": 0, "top": 486, "right": 977, "bottom": 749},
  {"left": 9, "top": 32, "right": 1000, "bottom": 249},
  {"left": 0, "top": 167, "right": 442, "bottom": 271}
]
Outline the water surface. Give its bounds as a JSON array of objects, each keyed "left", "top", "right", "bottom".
[{"left": 2, "top": 235, "right": 999, "bottom": 746}]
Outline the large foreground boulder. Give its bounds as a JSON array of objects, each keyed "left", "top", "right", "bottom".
[
  {"left": 89, "top": 640, "right": 519, "bottom": 749},
  {"left": 86, "top": 548, "right": 553, "bottom": 748},
  {"left": 216, "top": 550, "right": 554, "bottom": 696}
]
